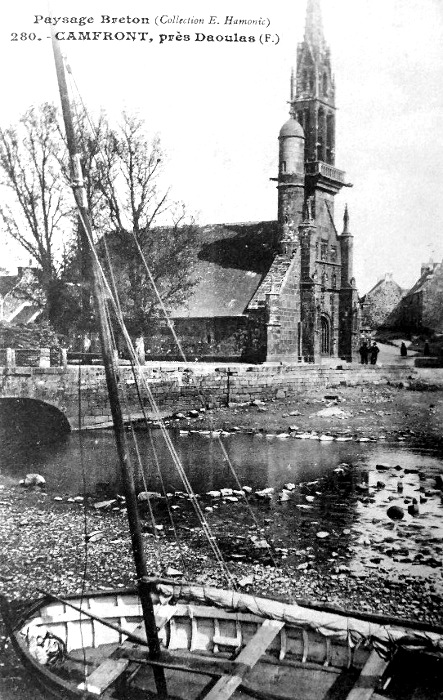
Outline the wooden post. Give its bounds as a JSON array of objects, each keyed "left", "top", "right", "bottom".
[
  {"left": 51, "top": 35, "right": 167, "bottom": 699},
  {"left": 6, "top": 348, "right": 16, "bottom": 368}
]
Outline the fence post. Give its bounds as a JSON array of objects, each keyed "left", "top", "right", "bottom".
[
  {"left": 6, "top": 348, "right": 16, "bottom": 368},
  {"left": 60, "top": 348, "right": 68, "bottom": 368},
  {"left": 39, "top": 348, "right": 50, "bottom": 368}
]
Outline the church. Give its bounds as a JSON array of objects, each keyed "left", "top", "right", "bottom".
[{"left": 146, "top": 0, "right": 360, "bottom": 363}]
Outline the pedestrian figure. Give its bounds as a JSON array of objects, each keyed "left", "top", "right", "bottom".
[
  {"left": 358, "top": 341, "right": 369, "bottom": 365},
  {"left": 370, "top": 341, "right": 379, "bottom": 365},
  {"left": 400, "top": 342, "right": 407, "bottom": 358},
  {"left": 424, "top": 341, "right": 430, "bottom": 356}
]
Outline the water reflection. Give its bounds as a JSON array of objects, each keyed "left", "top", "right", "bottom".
[
  {"left": 1, "top": 427, "right": 442, "bottom": 497},
  {"left": 2, "top": 429, "right": 443, "bottom": 573}
]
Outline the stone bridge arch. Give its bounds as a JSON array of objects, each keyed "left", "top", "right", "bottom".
[{"left": 0, "top": 397, "right": 71, "bottom": 443}]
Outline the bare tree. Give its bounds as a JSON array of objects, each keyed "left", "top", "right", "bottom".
[
  {"left": 86, "top": 113, "right": 199, "bottom": 357},
  {"left": 0, "top": 106, "right": 199, "bottom": 353},
  {"left": 0, "top": 104, "right": 74, "bottom": 323}
]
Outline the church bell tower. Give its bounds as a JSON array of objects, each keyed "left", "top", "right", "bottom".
[{"left": 291, "top": 0, "right": 347, "bottom": 206}]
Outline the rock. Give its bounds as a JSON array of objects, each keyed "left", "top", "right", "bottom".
[
  {"left": 376, "top": 464, "right": 391, "bottom": 471},
  {"left": 288, "top": 425, "right": 300, "bottom": 432},
  {"left": 206, "top": 490, "right": 221, "bottom": 498},
  {"left": 174, "top": 412, "right": 186, "bottom": 420},
  {"left": 284, "top": 483, "right": 296, "bottom": 491},
  {"left": 86, "top": 531, "right": 105, "bottom": 543},
  {"left": 165, "top": 567, "right": 183, "bottom": 577},
  {"left": 137, "top": 491, "right": 162, "bottom": 501},
  {"left": 316, "top": 531, "right": 329, "bottom": 539},
  {"left": 407, "top": 499, "right": 420, "bottom": 516},
  {"left": 279, "top": 490, "right": 291, "bottom": 502},
  {"left": 251, "top": 399, "right": 265, "bottom": 406},
  {"left": 276, "top": 389, "right": 286, "bottom": 399},
  {"left": 53, "top": 496, "right": 63, "bottom": 502},
  {"left": 220, "top": 488, "right": 233, "bottom": 497},
  {"left": 376, "top": 481, "right": 386, "bottom": 489},
  {"left": 242, "top": 486, "right": 253, "bottom": 494},
  {"left": 255, "top": 488, "right": 275, "bottom": 499},
  {"left": 289, "top": 410, "right": 301, "bottom": 416},
  {"left": 316, "top": 406, "right": 350, "bottom": 418},
  {"left": 238, "top": 575, "right": 254, "bottom": 587},
  {"left": 387, "top": 505, "right": 405, "bottom": 521},
  {"left": 21, "top": 473, "right": 46, "bottom": 487},
  {"left": 305, "top": 495, "right": 315, "bottom": 503},
  {"left": 93, "top": 499, "right": 117, "bottom": 510}
]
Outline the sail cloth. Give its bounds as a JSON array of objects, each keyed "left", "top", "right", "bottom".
[{"left": 153, "top": 582, "right": 443, "bottom": 658}]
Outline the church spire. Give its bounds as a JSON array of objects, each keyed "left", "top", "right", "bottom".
[
  {"left": 343, "top": 204, "right": 350, "bottom": 234},
  {"left": 304, "top": 0, "right": 325, "bottom": 52}
]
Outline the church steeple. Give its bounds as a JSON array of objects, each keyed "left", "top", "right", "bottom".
[
  {"left": 289, "top": 0, "right": 345, "bottom": 197},
  {"left": 304, "top": 0, "right": 325, "bottom": 53}
]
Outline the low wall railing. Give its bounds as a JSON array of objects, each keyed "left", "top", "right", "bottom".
[{"left": 0, "top": 347, "right": 67, "bottom": 368}]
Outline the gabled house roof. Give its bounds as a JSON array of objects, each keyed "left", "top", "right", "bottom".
[{"left": 172, "top": 221, "right": 278, "bottom": 318}]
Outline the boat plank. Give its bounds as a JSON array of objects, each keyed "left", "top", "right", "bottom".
[
  {"left": 203, "top": 620, "right": 284, "bottom": 700},
  {"left": 77, "top": 658, "right": 130, "bottom": 695},
  {"left": 344, "top": 650, "right": 390, "bottom": 700}
]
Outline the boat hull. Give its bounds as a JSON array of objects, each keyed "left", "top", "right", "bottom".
[{"left": 2, "top": 580, "right": 443, "bottom": 699}]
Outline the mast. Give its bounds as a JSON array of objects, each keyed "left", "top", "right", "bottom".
[{"left": 51, "top": 36, "right": 167, "bottom": 698}]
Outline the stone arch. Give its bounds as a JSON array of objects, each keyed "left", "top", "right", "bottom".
[{"left": 0, "top": 398, "right": 71, "bottom": 443}]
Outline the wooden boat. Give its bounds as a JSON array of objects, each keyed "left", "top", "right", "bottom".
[{"left": 3, "top": 578, "right": 443, "bottom": 699}]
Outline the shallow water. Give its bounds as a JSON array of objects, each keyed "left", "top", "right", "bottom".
[
  {"left": 1, "top": 427, "right": 442, "bottom": 497},
  {"left": 2, "top": 428, "right": 443, "bottom": 579}
]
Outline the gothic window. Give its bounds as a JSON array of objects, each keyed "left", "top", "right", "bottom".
[
  {"left": 332, "top": 273, "right": 337, "bottom": 288},
  {"left": 281, "top": 161, "right": 286, "bottom": 173},
  {"left": 330, "top": 246, "right": 337, "bottom": 262},
  {"left": 326, "top": 113, "right": 335, "bottom": 165},
  {"left": 304, "top": 110, "right": 311, "bottom": 160},
  {"left": 315, "top": 241, "right": 319, "bottom": 257},
  {"left": 317, "top": 107, "right": 325, "bottom": 161},
  {"left": 321, "top": 271, "right": 328, "bottom": 288},
  {"left": 322, "top": 72, "right": 328, "bottom": 96},
  {"left": 321, "top": 316, "right": 330, "bottom": 355},
  {"left": 303, "top": 69, "right": 308, "bottom": 91},
  {"left": 320, "top": 243, "right": 328, "bottom": 261}
]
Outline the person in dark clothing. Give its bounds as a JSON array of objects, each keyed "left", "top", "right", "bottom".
[
  {"left": 358, "top": 342, "right": 369, "bottom": 365},
  {"left": 424, "top": 341, "right": 430, "bottom": 356},
  {"left": 370, "top": 342, "right": 379, "bottom": 365},
  {"left": 400, "top": 342, "right": 407, "bottom": 357}
]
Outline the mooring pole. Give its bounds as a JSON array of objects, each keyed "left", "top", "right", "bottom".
[{"left": 51, "top": 36, "right": 167, "bottom": 698}]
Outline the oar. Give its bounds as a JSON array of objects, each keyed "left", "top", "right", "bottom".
[{"left": 36, "top": 589, "right": 150, "bottom": 647}]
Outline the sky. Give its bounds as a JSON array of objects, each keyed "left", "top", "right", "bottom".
[{"left": 1, "top": 0, "right": 443, "bottom": 294}]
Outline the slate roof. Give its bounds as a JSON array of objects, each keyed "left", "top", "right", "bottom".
[
  {"left": 172, "top": 221, "right": 278, "bottom": 318},
  {"left": 404, "top": 269, "right": 437, "bottom": 297},
  {"left": 0, "top": 275, "right": 19, "bottom": 298}
]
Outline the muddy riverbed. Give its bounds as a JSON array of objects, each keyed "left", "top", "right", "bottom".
[{"left": 1, "top": 382, "right": 443, "bottom": 698}]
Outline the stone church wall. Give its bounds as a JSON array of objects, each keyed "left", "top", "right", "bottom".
[{"left": 142, "top": 315, "right": 267, "bottom": 363}]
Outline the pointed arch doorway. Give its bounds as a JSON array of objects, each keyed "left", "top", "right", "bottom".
[{"left": 320, "top": 315, "right": 331, "bottom": 356}]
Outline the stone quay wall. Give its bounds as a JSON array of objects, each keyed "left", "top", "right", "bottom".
[{"left": 0, "top": 361, "right": 426, "bottom": 431}]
